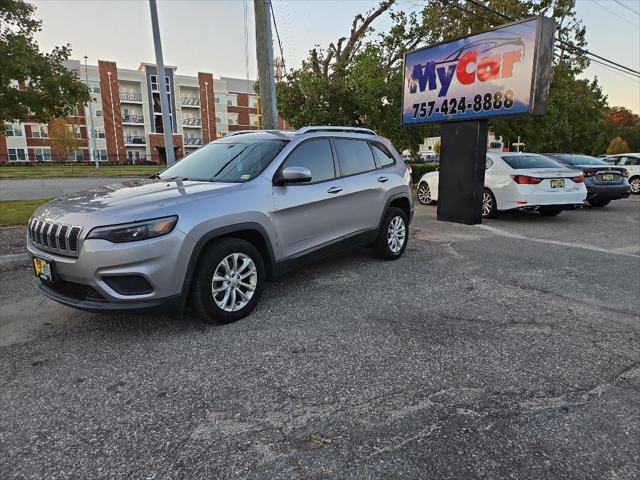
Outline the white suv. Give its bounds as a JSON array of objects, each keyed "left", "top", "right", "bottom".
[{"left": 605, "top": 153, "right": 640, "bottom": 194}]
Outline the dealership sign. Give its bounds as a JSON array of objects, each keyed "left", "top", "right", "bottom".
[{"left": 402, "top": 17, "right": 554, "bottom": 124}]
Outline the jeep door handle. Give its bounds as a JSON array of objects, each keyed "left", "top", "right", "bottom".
[
  {"left": 327, "top": 186, "right": 343, "bottom": 194},
  {"left": 378, "top": 176, "right": 389, "bottom": 183}
]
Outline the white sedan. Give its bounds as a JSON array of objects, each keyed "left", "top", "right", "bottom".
[{"left": 416, "top": 152, "right": 587, "bottom": 218}]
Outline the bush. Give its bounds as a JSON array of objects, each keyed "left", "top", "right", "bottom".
[{"left": 410, "top": 162, "right": 438, "bottom": 183}]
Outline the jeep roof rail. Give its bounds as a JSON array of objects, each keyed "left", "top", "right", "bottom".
[
  {"left": 224, "top": 129, "right": 289, "bottom": 137},
  {"left": 296, "top": 126, "right": 376, "bottom": 136}
]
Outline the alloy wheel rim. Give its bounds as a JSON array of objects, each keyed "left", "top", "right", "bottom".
[
  {"left": 418, "top": 184, "right": 431, "bottom": 204},
  {"left": 631, "top": 179, "right": 640, "bottom": 193},
  {"left": 387, "top": 216, "right": 406, "bottom": 253},
  {"left": 211, "top": 253, "right": 257, "bottom": 312},
  {"left": 482, "top": 192, "right": 492, "bottom": 217}
]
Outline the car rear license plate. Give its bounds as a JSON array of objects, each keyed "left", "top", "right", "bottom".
[
  {"left": 602, "top": 173, "right": 615, "bottom": 181},
  {"left": 550, "top": 179, "right": 565, "bottom": 188},
  {"left": 33, "top": 257, "right": 54, "bottom": 282}
]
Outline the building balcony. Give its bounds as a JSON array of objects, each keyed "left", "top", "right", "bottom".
[
  {"left": 182, "top": 117, "right": 202, "bottom": 127},
  {"left": 120, "top": 92, "right": 143, "bottom": 103},
  {"left": 184, "top": 137, "right": 203, "bottom": 146},
  {"left": 124, "top": 136, "right": 146, "bottom": 146},
  {"left": 122, "top": 114, "right": 144, "bottom": 124},
  {"left": 181, "top": 97, "right": 200, "bottom": 107}
]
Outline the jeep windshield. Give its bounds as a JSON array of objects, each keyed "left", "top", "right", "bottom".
[{"left": 159, "top": 139, "right": 288, "bottom": 183}]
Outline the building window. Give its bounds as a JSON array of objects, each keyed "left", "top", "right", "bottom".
[
  {"left": 67, "top": 125, "right": 81, "bottom": 139},
  {"left": 31, "top": 124, "right": 48, "bottom": 138},
  {"left": 228, "top": 113, "right": 239, "bottom": 125},
  {"left": 34, "top": 148, "right": 52, "bottom": 161},
  {"left": 95, "top": 109, "right": 103, "bottom": 116},
  {"left": 248, "top": 96, "right": 258, "bottom": 109},
  {"left": 4, "top": 123, "right": 23, "bottom": 137},
  {"left": 91, "top": 127, "right": 105, "bottom": 139},
  {"left": 90, "top": 80, "right": 101, "bottom": 94},
  {"left": 249, "top": 113, "right": 259, "bottom": 127},
  {"left": 71, "top": 149, "right": 84, "bottom": 161},
  {"left": 8, "top": 148, "right": 27, "bottom": 162},
  {"left": 215, "top": 93, "right": 226, "bottom": 104},
  {"left": 93, "top": 149, "right": 108, "bottom": 161},
  {"left": 150, "top": 75, "right": 170, "bottom": 93},
  {"left": 227, "top": 94, "right": 238, "bottom": 107}
]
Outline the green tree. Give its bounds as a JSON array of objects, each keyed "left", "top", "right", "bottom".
[
  {"left": 491, "top": 64, "right": 606, "bottom": 153},
  {"left": 607, "top": 136, "right": 630, "bottom": 155},
  {"left": 0, "top": 0, "right": 90, "bottom": 125},
  {"left": 49, "top": 118, "right": 82, "bottom": 161},
  {"left": 593, "top": 107, "right": 640, "bottom": 153}
]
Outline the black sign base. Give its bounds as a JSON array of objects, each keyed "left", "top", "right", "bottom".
[{"left": 436, "top": 120, "right": 489, "bottom": 225}]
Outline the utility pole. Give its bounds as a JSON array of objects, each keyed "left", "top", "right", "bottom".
[
  {"left": 84, "top": 56, "right": 99, "bottom": 168},
  {"left": 149, "top": 0, "right": 175, "bottom": 166},
  {"left": 512, "top": 136, "right": 525, "bottom": 152},
  {"left": 253, "top": 0, "right": 278, "bottom": 129}
]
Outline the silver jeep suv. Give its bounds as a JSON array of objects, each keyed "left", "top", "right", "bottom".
[{"left": 27, "top": 126, "right": 413, "bottom": 323}]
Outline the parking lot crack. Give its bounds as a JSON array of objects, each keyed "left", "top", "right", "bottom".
[{"left": 519, "top": 361, "right": 640, "bottom": 413}]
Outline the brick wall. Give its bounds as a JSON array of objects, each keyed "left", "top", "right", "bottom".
[
  {"left": 198, "top": 73, "right": 216, "bottom": 143},
  {"left": 149, "top": 133, "right": 183, "bottom": 163},
  {"left": 98, "top": 61, "right": 126, "bottom": 163}
]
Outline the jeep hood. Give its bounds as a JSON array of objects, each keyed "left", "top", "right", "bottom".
[{"left": 34, "top": 178, "right": 240, "bottom": 224}]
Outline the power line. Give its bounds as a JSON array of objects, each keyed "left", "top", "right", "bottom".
[
  {"left": 269, "top": 0, "right": 286, "bottom": 74},
  {"left": 592, "top": 0, "right": 639, "bottom": 29},
  {"left": 613, "top": 0, "right": 640, "bottom": 16},
  {"left": 463, "top": 0, "right": 640, "bottom": 76}
]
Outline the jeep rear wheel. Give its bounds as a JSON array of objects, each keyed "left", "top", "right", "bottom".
[{"left": 191, "top": 238, "right": 265, "bottom": 324}]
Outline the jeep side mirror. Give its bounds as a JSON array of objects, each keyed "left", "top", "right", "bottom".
[{"left": 275, "top": 166, "right": 312, "bottom": 185}]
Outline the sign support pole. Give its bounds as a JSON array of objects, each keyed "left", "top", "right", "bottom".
[{"left": 437, "top": 120, "right": 489, "bottom": 225}]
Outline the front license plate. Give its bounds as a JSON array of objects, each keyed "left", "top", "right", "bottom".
[
  {"left": 33, "top": 257, "right": 54, "bottom": 282},
  {"left": 550, "top": 179, "right": 565, "bottom": 188},
  {"left": 602, "top": 173, "right": 615, "bottom": 181}
]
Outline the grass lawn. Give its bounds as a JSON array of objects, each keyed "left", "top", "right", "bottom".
[
  {"left": 0, "top": 164, "right": 162, "bottom": 179},
  {"left": 0, "top": 199, "right": 51, "bottom": 226}
]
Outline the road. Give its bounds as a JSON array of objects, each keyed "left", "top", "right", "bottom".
[
  {"left": 1, "top": 198, "right": 639, "bottom": 479},
  {"left": 0, "top": 177, "right": 132, "bottom": 200}
]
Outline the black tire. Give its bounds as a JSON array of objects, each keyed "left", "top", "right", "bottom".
[
  {"left": 540, "top": 208, "right": 562, "bottom": 216},
  {"left": 482, "top": 189, "right": 498, "bottom": 219},
  {"left": 588, "top": 198, "right": 611, "bottom": 207},
  {"left": 416, "top": 182, "right": 434, "bottom": 205},
  {"left": 190, "top": 238, "right": 265, "bottom": 324},
  {"left": 373, "top": 207, "right": 409, "bottom": 260},
  {"left": 629, "top": 176, "right": 640, "bottom": 195}
]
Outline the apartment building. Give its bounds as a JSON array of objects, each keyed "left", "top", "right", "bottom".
[{"left": 1, "top": 59, "right": 290, "bottom": 164}]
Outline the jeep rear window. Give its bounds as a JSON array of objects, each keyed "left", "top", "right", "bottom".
[
  {"left": 159, "top": 140, "right": 288, "bottom": 182},
  {"left": 502, "top": 155, "right": 562, "bottom": 169}
]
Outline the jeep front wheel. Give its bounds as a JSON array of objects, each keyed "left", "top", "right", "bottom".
[
  {"left": 373, "top": 207, "right": 408, "bottom": 260},
  {"left": 191, "top": 238, "right": 265, "bottom": 324}
]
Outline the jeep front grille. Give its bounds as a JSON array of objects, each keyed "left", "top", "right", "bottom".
[{"left": 29, "top": 218, "right": 82, "bottom": 256}]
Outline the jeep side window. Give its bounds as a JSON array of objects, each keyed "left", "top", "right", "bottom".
[
  {"left": 281, "top": 139, "right": 335, "bottom": 183},
  {"left": 370, "top": 143, "right": 395, "bottom": 168},
  {"left": 334, "top": 139, "right": 376, "bottom": 176}
]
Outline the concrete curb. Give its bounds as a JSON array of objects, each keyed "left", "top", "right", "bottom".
[{"left": 0, "top": 253, "right": 30, "bottom": 272}]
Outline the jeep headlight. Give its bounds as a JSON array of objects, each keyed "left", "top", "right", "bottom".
[{"left": 87, "top": 216, "right": 178, "bottom": 243}]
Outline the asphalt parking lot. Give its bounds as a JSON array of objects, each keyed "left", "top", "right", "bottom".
[{"left": 1, "top": 197, "right": 639, "bottom": 479}]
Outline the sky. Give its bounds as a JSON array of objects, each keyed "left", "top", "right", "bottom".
[{"left": 31, "top": 0, "right": 640, "bottom": 113}]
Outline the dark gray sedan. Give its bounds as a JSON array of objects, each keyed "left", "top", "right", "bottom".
[{"left": 543, "top": 154, "right": 630, "bottom": 207}]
